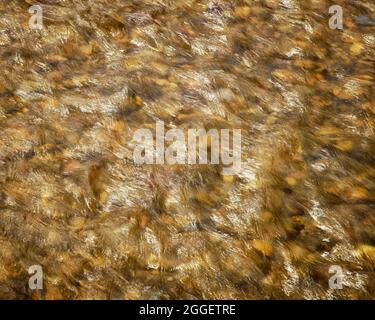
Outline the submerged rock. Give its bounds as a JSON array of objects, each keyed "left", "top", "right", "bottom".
[{"left": 0, "top": 0, "right": 373, "bottom": 300}]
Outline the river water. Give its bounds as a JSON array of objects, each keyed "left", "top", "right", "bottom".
[{"left": 0, "top": 0, "right": 374, "bottom": 299}]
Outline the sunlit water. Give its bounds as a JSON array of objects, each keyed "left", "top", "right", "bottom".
[{"left": 0, "top": 0, "right": 374, "bottom": 299}]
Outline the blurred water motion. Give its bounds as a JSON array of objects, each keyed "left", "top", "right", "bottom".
[{"left": 0, "top": 0, "right": 374, "bottom": 299}]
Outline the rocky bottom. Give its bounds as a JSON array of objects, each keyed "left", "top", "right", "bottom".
[{"left": 0, "top": 0, "right": 374, "bottom": 299}]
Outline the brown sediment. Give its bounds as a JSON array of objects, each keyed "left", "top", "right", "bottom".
[{"left": 0, "top": 0, "right": 374, "bottom": 299}]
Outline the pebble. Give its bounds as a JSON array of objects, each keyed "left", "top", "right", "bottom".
[
  {"left": 350, "top": 42, "right": 364, "bottom": 56},
  {"left": 234, "top": 6, "right": 251, "bottom": 19},
  {"left": 252, "top": 240, "right": 273, "bottom": 257}
]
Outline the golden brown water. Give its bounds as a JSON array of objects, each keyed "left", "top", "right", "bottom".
[{"left": 0, "top": 0, "right": 374, "bottom": 299}]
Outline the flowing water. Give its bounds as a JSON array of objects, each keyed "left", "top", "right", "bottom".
[{"left": 0, "top": 0, "right": 374, "bottom": 299}]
